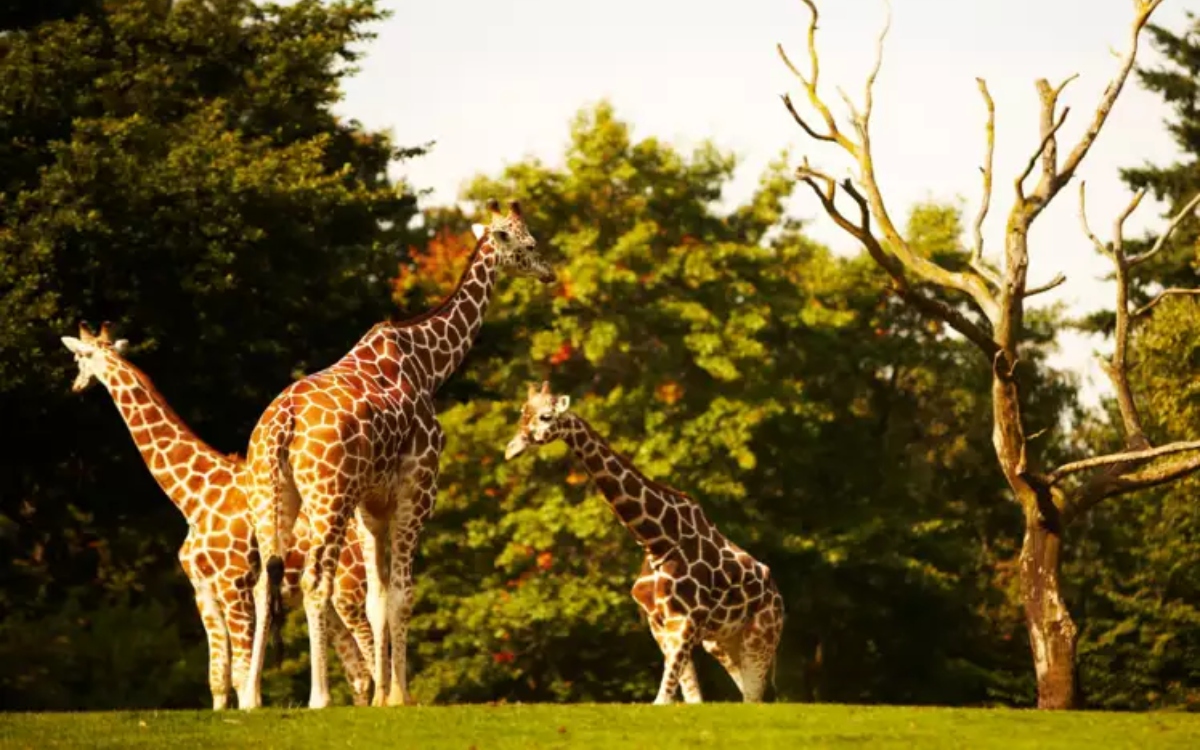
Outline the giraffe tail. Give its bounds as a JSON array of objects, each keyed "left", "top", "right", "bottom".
[{"left": 267, "top": 555, "right": 285, "bottom": 667}]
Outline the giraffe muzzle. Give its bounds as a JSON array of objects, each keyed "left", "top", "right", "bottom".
[{"left": 504, "top": 434, "right": 529, "bottom": 460}]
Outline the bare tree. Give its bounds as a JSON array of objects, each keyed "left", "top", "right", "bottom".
[{"left": 778, "top": 0, "right": 1200, "bottom": 709}]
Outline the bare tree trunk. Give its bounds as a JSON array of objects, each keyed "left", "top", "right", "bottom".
[{"left": 1018, "top": 512, "right": 1078, "bottom": 709}]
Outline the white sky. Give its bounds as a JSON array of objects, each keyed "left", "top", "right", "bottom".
[{"left": 334, "top": 0, "right": 1194, "bottom": 406}]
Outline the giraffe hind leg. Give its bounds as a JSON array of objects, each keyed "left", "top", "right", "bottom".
[
  {"left": 736, "top": 594, "right": 785, "bottom": 703},
  {"left": 703, "top": 637, "right": 745, "bottom": 695},
  {"left": 328, "top": 604, "right": 371, "bottom": 706}
]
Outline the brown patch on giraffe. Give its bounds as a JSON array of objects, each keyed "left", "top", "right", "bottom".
[
  {"left": 647, "top": 537, "right": 673, "bottom": 557},
  {"left": 594, "top": 475, "right": 621, "bottom": 498},
  {"left": 641, "top": 491, "right": 664, "bottom": 518}
]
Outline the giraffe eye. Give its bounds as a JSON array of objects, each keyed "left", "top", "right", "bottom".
[
  {"left": 539, "top": 414, "right": 552, "bottom": 422},
  {"left": 495, "top": 230, "right": 510, "bottom": 242}
]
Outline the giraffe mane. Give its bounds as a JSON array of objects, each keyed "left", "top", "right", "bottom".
[{"left": 392, "top": 233, "right": 488, "bottom": 329}]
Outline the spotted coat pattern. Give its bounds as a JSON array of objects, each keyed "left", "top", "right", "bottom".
[
  {"left": 505, "top": 383, "right": 785, "bottom": 704},
  {"left": 242, "top": 200, "right": 556, "bottom": 708},
  {"left": 61, "top": 323, "right": 375, "bottom": 708}
]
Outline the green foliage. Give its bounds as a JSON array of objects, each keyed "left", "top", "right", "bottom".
[
  {"left": 0, "top": 0, "right": 423, "bottom": 708},
  {"left": 401, "top": 103, "right": 1045, "bottom": 705}
]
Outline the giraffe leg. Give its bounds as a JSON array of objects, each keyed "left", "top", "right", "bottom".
[
  {"left": 243, "top": 461, "right": 300, "bottom": 710},
  {"left": 358, "top": 516, "right": 390, "bottom": 707},
  {"left": 226, "top": 577, "right": 258, "bottom": 710},
  {"left": 299, "top": 507, "right": 351, "bottom": 709},
  {"left": 334, "top": 570, "right": 382, "bottom": 701},
  {"left": 383, "top": 415, "right": 441, "bottom": 707},
  {"left": 703, "top": 637, "right": 745, "bottom": 695},
  {"left": 653, "top": 616, "right": 702, "bottom": 705},
  {"left": 736, "top": 594, "right": 785, "bottom": 703},
  {"left": 193, "top": 580, "right": 231, "bottom": 710},
  {"left": 385, "top": 467, "right": 435, "bottom": 706},
  {"left": 328, "top": 604, "right": 371, "bottom": 706},
  {"left": 649, "top": 619, "right": 702, "bottom": 704}
]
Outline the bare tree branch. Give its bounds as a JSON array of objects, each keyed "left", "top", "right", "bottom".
[
  {"left": 970, "top": 78, "right": 1001, "bottom": 287},
  {"left": 1048, "top": 441, "right": 1200, "bottom": 485},
  {"left": 1015, "top": 105, "right": 1069, "bottom": 201},
  {"left": 1128, "top": 191, "right": 1200, "bottom": 266},
  {"left": 1024, "top": 273, "right": 1067, "bottom": 298},
  {"left": 779, "top": 0, "right": 1001, "bottom": 328},
  {"left": 780, "top": 93, "right": 835, "bottom": 143},
  {"left": 1036, "top": 0, "right": 1164, "bottom": 205},
  {"left": 1077, "top": 181, "right": 1110, "bottom": 257},
  {"left": 1112, "top": 187, "right": 1148, "bottom": 255},
  {"left": 1064, "top": 451, "right": 1200, "bottom": 523},
  {"left": 1133, "top": 288, "right": 1200, "bottom": 317}
]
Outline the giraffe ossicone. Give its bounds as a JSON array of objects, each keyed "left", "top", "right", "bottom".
[
  {"left": 504, "top": 380, "right": 785, "bottom": 704},
  {"left": 241, "top": 197, "right": 557, "bottom": 709},
  {"left": 62, "top": 323, "right": 378, "bottom": 709}
]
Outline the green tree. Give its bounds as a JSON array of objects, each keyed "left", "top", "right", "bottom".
[
  {"left": 400, "top": 103, "right": 1054, "bottom": 705},
  {"left": 0, "top": 0, "right": 423, "bottom": 709}
]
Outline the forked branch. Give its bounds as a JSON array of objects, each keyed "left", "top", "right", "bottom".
[
  {"left": 1055, "top": 178, "right": 1200, "bottom": 510},
  {"left": 778, "top": 0, "right": 1001, "bottom": 328}
]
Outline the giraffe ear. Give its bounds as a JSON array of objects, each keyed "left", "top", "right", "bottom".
[
  {"left": 526, "top": 382, "right": 537, "bottom": 400},
  {"left": 61, "top": 336, "right": 87, "bottom": 354},
  {"left": 471, "top": 223, "right": 486, "bottom": 240},
  {"left": 554, "top": 395, "right": 571, "bottom": 414},
  {"left": 113, "top": 339, "right": 129, "bottom": 354}
]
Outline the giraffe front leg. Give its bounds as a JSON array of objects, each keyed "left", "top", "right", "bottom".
[
  {"left": 649, "top": 618, "right": 702, "bottom": 704},
  {"left": 385, "top": 491, "right": 430, "bottom": 706},
  {"left": 653, "top": 616, "right": 702, "bottom": 705},
  {"left": 193, "top": 581, "right": 231, "bottom": 710}
]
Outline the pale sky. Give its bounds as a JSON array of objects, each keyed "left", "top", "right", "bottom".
[{"left": 334, "top": 0, "right": 1195, "bottom": 406}]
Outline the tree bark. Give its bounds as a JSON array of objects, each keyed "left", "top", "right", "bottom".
[{"left": 1018, "top": 512, "right": 1078, "bottom": 709}]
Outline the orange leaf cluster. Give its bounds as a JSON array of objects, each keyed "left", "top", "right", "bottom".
[
  {"left": 655, "top": 380, "right": 684, "bottom": 405},
  {"left": 565, "top": 470, "right": 588, "bottom": 486},
  {"left": 536, "top": 551, "right": 554, "bottom": 571},
  {"left": 549, "top": 342, "right": 574, "bottom": 366},
  {"left": 392, "top": 228, "right": 474, "bottom": 302}
]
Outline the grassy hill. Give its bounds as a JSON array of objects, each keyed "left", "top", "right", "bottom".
[{"left": 3, "top": 703, "right": 1200, "bottom": 749}]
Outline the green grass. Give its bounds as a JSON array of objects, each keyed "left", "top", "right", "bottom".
[{"left": 2, "top": 703, "right": 1199, "bottom": 749}]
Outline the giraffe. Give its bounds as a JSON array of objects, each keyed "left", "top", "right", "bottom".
[
  {"left": 60, "top": 322, "right": 378, "bottom": 708},
  {"left": 242, "top": 199, "right": 556, "bottom": 709},
  {"left": 504, "top": 382, "right": 785, "bottom": 704}
]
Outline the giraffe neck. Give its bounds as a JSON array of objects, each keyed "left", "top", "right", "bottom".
[
  {"left": 559, "top": 413, "right": 686, "bottom": 553},
  {"left": 363, "top": 238, "right": 499, "bottom": 393},
  {"left": 96, "top": 356, "right": 235, "bottom": 526}
]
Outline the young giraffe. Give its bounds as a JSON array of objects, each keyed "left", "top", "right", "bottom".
[
  {"left": 504, "top": 382, "right": 785, "bottom": 704},
  {"left": 61, "top": 322, "right": 378, "bottom": 708},
  {"left": 242, "top": 199, "right": 556, "bottom": 709}
]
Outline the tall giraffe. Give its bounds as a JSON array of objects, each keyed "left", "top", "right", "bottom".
[
  {"left": 61, "top": 322, "right": 378, "bottom": 708},
  {"left": 242, "top": 199, "right": 556, "bottom": 709},
  {"left": 504, "top": 382, "right": 785, "bottom": 704}
]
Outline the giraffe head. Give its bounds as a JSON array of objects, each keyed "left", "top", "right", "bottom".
[
  {"left": 471, "top": 199, "right": 556, "bottom": 284},
  {"left": 60, "top": 322, "right": 130, "bottom": 392},
  {"left": 504, "top": 381, "right": 572, "bottom": 460}
]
